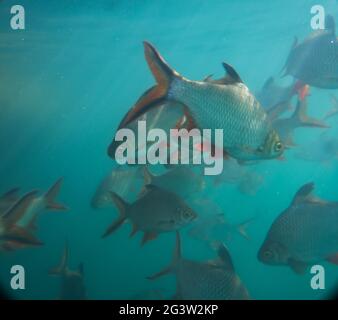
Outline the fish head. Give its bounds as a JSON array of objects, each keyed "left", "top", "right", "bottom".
[
  {"left": 256, "top": 129, "right": 284, "bottom": 160},
  {"left": 258, "top": 240, "right": 289, "bottom": 266},
  {"left": 174, "top": 203, "right": 198, "bottom": 226}
]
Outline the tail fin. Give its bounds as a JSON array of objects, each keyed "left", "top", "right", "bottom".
[
  {"left": 147, "top": 231, "right": 181, "bottom": 280},
  {"left": 45, "top": 178, "right": 68, "bottom": 211},
  {"left": 2, "top": 190, "right": 39, "bottom": 228},
  {"left": 49, "top": 243, "right": 69, "bottom": 276},
  {"left": 102, "top": 192, "right": 129, "bottom": 238},
  {"left": 235, "top": 218, "right": 254, "bottom": 240},
  {"left": 292, "top": 98, "right": 329, "bottom": 129},
  {"left": 120, "top": 42, "right": 180, "bottom": 127}
]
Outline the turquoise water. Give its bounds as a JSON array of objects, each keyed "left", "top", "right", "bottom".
[{"left": 0, "top": 0, "right": 338, "bottom": 299}]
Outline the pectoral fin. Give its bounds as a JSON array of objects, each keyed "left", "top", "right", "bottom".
[{"left": 288, "top": 258, "right": 308, "bottom": 274}]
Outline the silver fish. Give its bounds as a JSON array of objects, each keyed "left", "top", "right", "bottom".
[
  {"left": 258, "top": 182, "right": 338, "bottom": 274},
  {"left": 109, "top": 42, "right": 284, "bottom": 161},
  {"left": 148, "top": 232, "right": 249, "bottom": 300},
  {"left": 91, "top": 166, "right": 143, "bottom": 208},
  {"left": 102, "top": 185, "right": 197, "bottom": 245},
  {"left": 142, "top": 165, "right": 205, "bottom": 198}
]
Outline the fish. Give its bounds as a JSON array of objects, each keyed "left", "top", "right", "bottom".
[
  {"left": 0, "top": 187, "right": 20, "bottom": 215},
  {"left": 102, "top": 185, "right": 197, "bottom": 245},
  {"left": 49, "top": 243, "right": 86, "bottom": 300},
  {"left": 108, "top": 41, "right": 284, "bottom": 161},
  {"left": 0, "top": 190, "right": 43, "bottom": 251},
  {"left": 91, "top": 166, "right": 143, "bottom": 208},
  {"left": 188, "top": 209, "right": 253, "bottom": 245},
  {"left": 238, "top": 171, "right": 264, "bottom": 196},
  {"left": 295, "top": 132, "right": 338, "bottom": 163},
  {"left": 15, "top": 178, "right": 68, "bottom": 231},
  {"left": 141, "top": 165, "right": 205, "bottom": 198},
  {"left": 282, "top": 15, "right": 338, "bottom": 89},
  {"left": 272, "top": 95, "right": 328, "bottom": 146},
  {"left": 148, "top": 232, "right": 250, "bottom": 300},
  {"left": 258, "top": 182, "right": 338, "bottom": 274},
  {"left": 256, "top": 77, "right": 296, "bottom": 115}
]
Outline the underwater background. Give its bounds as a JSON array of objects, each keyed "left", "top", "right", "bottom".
[{"left": 0, "top": 0, "right": 338, "bottom": 300}]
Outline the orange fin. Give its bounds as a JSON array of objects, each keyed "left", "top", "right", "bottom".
[
  {"left": 49, "top": 242, "right": 69, "bottom": 276},
  {"left": 327, "top": 254, "right": 338, "bottom": 265},
  {"left": 141, "top": 231, "right": 158, "bottom": 246},
  {"left": 2, "top": 226, "right": 43, "bottom": 247},
  {"left": 120, "top": 42, "right": 180, "bottom": 127}
]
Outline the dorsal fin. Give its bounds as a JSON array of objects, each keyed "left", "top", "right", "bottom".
[
  {"left": 291, "top": 182, "right": 315, "bottom": 205},
  {"left": 325, "top": 14, "right": 336, "bottom": 36},
  {"left": 222, "top": 62, "right": 243, "bottom": 84},
  {"left": 215, "top": 243, "right": 235, "bottom": 271}
]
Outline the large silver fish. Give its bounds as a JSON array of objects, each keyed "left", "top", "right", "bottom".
[
  {"left": 258, "top": 182, "right": 338, "bottom": 274},
  {"left": 283, "top": 15, "right": 338, "bottom": 89},
  {"left": 102, "top": 185, "right": 197, "bottom": 245},
  {"left": 49, "top": 243, "right": 86, "bottom": 300},
  {"left": 148, "top": 232, "right": 249, "bottom": 300},
  {"left": 108, "top": 42, "right": 284, "bottom": 161}
]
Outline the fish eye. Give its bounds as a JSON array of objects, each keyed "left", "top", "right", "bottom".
[
  {"left": 274, "top": 141, "right": 283, "bottom": 153},
  {"left": 264, "top": 250, "right": 273, "bottom": 258},
  {"left": 257, "top": 146, "right": 264, "bottom": 153}
]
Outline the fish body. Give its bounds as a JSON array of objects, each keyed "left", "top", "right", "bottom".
[
  {"left": 283, "top": 15, "right": 338, "bottom": 89},
  {"left": 142, "top": 166, "right": 205, "bottom": 198},
  {"left": 109, "top": 42, "right": 284, "bottom": 161},
  {"left": 256, "top": 77, "right": 296, "bottom": 111},
  {"left": 102, "top": 185, "right": 197, "bottom": 245},
  {"left": 258, "top": 182, "right": 338, "bottom": 273},
  {"left": 295, "top": 133, "right": 338, "bottom": 163},
  {"left": 91, "top": 166, "right": 143, "bottom": 208},
  {"left": 149, "top": 232, "right": 249, "bottom": 300}
]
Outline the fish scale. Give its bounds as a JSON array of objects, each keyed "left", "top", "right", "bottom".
[{"left": 170, "top": 79, "right": 271, "bottom": 153}]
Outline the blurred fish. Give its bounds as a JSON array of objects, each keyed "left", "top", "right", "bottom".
[
  {"left": 108, "top": 42, "right": 284, "bottom": 161},
  {"left": 16, "top": 178, "right": 67, "bottom": 231},
  {"left": 0, "top": 190, "right": 43, "bottom": 251},
  {"left": 282, "top": 15, "right": 338, "bottom": 89},
  {"left": 49, "top": 243, "right": 86, "bottom": 300},
  {"left": 323, "top": 95, "right": 338, "bottom": 121},
  {"left": 0, "top": 187, "right": 20, "bottom": 215},
  {"left": 211, "top": 158, "right": 263, "bottom": 195},
  {"left": 148, "top": 232, "right": 249, "bottom": 300},
  {"left": 238, "top": 171, "right": 264, "bottom": 196},
  {"left": 295, "top": 132, "right": 338, "bottom": 163},
  {"left": 141, "top": 166, "right": 205, "bottom": 198},
  {"left": 91, "top": 166, "right": 143, "bottom": 209},
  {"left": 258, "top": 182, "right": 338, "bottom": 274},
  {"left": 188, "top": 210, "right": 253, "bottom": 245},
  {"left": 102, "top": 185, "right": 197, "bottom": 245},
  {"left": 256, "top": 77, "right": 296, "bottom": 114},
  {"left": 273, "top": 95, "right": 328, "bottom": 146}
]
